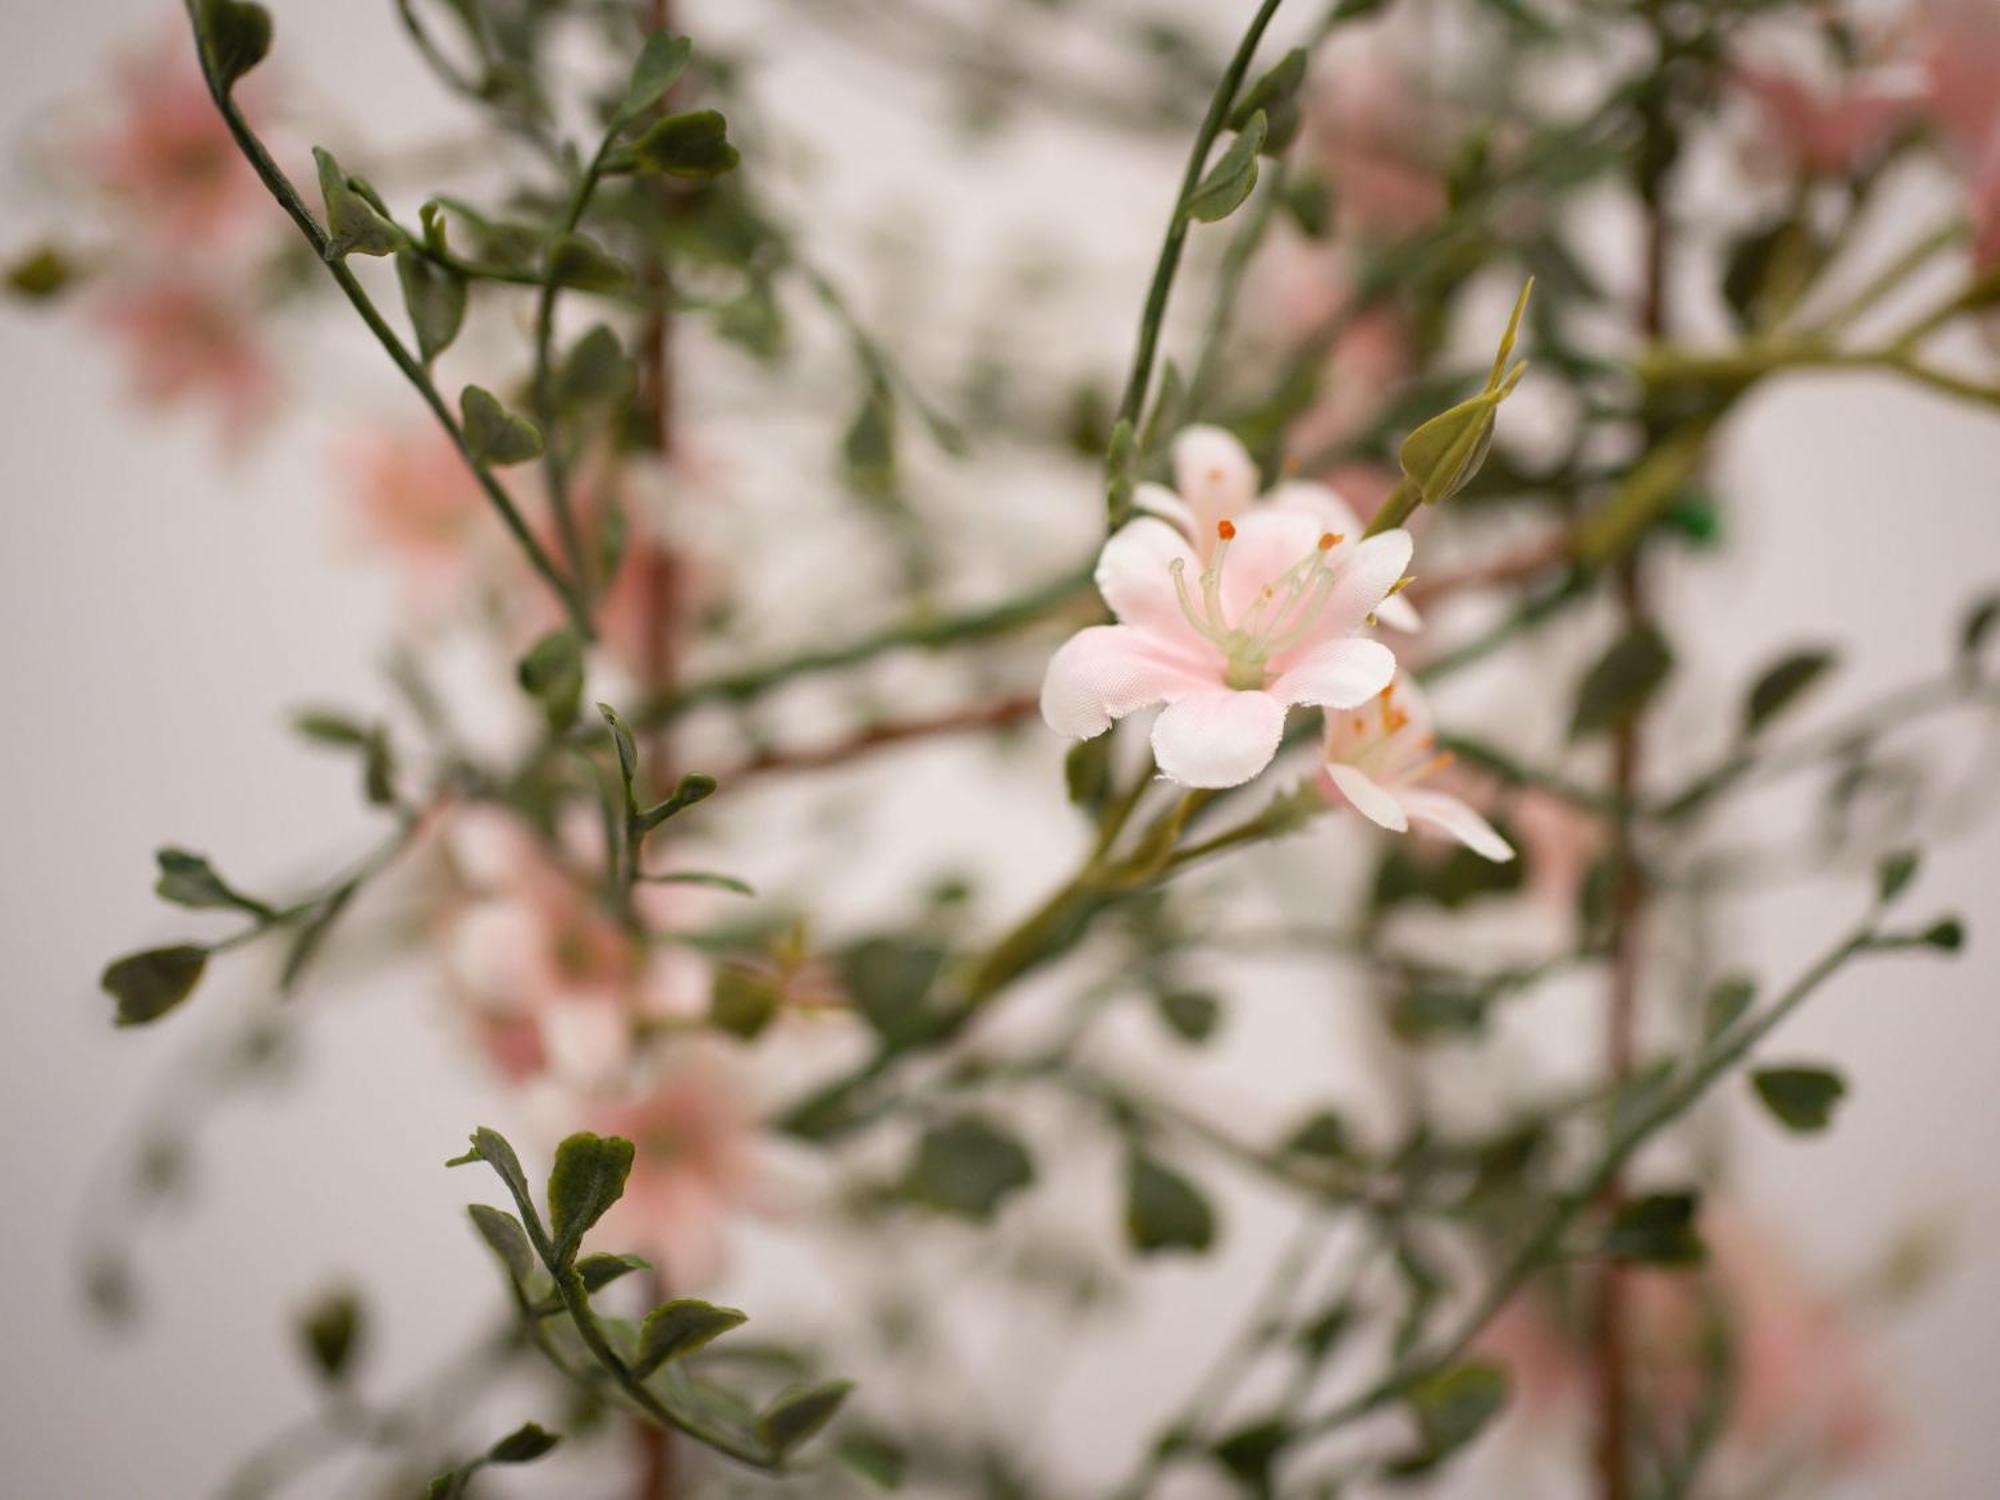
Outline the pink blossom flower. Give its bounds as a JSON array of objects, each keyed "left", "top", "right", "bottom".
[
  {"left": 1919, "top": 0, "right": 2000, "bottom": 158},
  {"left": 1301, "top": 42, "right": 1450, "bottom": 240},
  {"left": 1734, "top": 63, "right": 1918, "bottom": 177},
  {"left": 586, "top": 1042, "right": 766, "bottom": 1286},
  {"left": 1319, "top": 677, "right": 1513, "bottom": 861},
  {"left": 85, "top": 33, "right": 265, "bottom": 244},
  {"left": 1042, "top": 448, "right": 1408, "bottom": 789},
  {"left": 1972, "top": 126, "right": 2000, "bottom": 273},
  {"left": 99, "top": 279, "right": 278, "bottom": 450},
  {"left": 344, "top": 426, "right": 488, "bottom": 605}
]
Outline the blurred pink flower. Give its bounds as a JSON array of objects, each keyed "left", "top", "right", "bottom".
[
  {"left": 86, "top": 32, "right": 264, "bottom": 244},
  {"left": 1319, "top": 678, "right": 1513, "bottom": 860},
  {"left": 1042, "top": 483, "right": 1407, "bottom": 788},
  {"left": 1301, "top": 43, "right": 1449, "bottom": 240},
  {"left": 586, "top": 1042, "right": 766, "bottom": 1287},
  {"left": 1971, "top": 127, "right": 2000, "bottom": 273},
  {"left": 1509, "top": 786, "right": 1606, "bottom": 915},
  {"left": 1920, "top": 0, "right": 2000, "bottom": 158},
  {"left": 345, "top": 426, "right": 488, "bottom": 605},
  {"left": 1734, "top": 63, "right": 1917, "bottom": 176},
  {"left": 99, "top": 279, "right": 277, "bottom": 450}
]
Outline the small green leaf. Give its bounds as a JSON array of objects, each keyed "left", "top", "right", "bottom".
[
  {"left": 630, "top": 109, "right": 740, "bottom": 178},
  {"left": 1742, "top": 648, "right": 1837, "bottom": 738},
  {"left": 6, "top": 243, "right": 74, "bottom": 300},
  {"left": 1125, "top": 1151, "right": 1215, "bottom": 1255},
  {"left": 759, "top": 1380, "right": 852, "bottom": 1456},
  {"left": 154, "top": 847, "right": 274, "bottom": 919},
  {"left": 1751, "top": 1066, "right": 1847, "bottom": 1133},
  {"left": 635, "top": 1297, "right": 748, "bottom": 1374},
  {"left": 710, "top": 964, "right": 781, "bottom": 1039},
  {"left": 1184, "top": 112, "right": 1267, "bottom": 223},
  {"left": 557, "top": 325, "right": 635, "bottom": 410},
  {"left": 314, "top": 148, "right": 403, "bottom": 259},
  {"left": 517, "top": 629, "right": 584, "bottom": 731},
  {"left": 1877, "top": 851, "right": 1920, "bottom": 904},
  {"left": 907, "top": 1116, "right": 1035, "bottom": 1221},
  {"left": 1570, "top": 622, "right": 1674, "bottom": 739},
  {"left": 299, "top": 1287, "right": 362, "bottom": 1383},
  {"left": 836, "top": 938, "right": 945, "bottom": 1049},
  {"left": 598, "top": 702, "right": 640, "bottom": 803},
  {"left": 1602, "top": 1191, "right": 1704, "bottom": 1265},
  {"left": 1920, "top": 916, "right": 1967, "bottom": 952},
  {"left": 841, "top": 382, "right": 898, "bottom": 501},
  {"left": 102, "top": 945, "right": 207, "bottom": 1026},
  {"left": 836, "top": 1428, "right": 908, "bottom": 1490},
  {"left": 396, "top": 250, "right": 468, "bottom": 365},
  {"left": 467, "top": 1204, "right": 537, "bottom": 1292},
  {"left": 447, "top": 1128, "right": 537, "bottom": 1225},
  {"left": 1703, "top": 975, "right": 1756, "bottom": 1038},
  {"left": 461, "top": 384, "right": 545, "bottom": 466},
  {"left": 1210, "top": 1417, "right": 1289, "bottom": 1487},
  {"left": 1154, "top": 988, "right": 1220, "bottom": 1043},
  {"left": 547, "top": 1131, "right": 635, "bottom": 1264},
  {"left": 1280, "top": 1110, "right": 1352, "bottom": 1161},
  {"left": 1397, "top": 279, "right": 1533, "bottom": 508},
  {"left": 575, "top": 1251, "right": 650, "bottom": 1293},
  {"left": 196, "top": 0, "right": 272, "bottom": 91},
  {"left": 637, "top": 772, "right": 717, "bottom": 833},
  {"left": 622, "top": 32, "right": 692, "bottom": 119},
  {"left": 1387, "top": 1363, "right": 1509, "bottom": 1476},
  {"left": 1227, "top": 47, "right": 1307, "bottom": 152},
  {"left": 1959, "top": 592, "right": 2000, "bottom": 667},
  {"left": 488, "top": 1422, "right": 561, "bottom": 1463},
  {"left": 546, "top": 231, "right": 633, "bottom": 292}
]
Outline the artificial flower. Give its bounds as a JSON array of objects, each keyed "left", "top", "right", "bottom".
[{"left": 1319, "top": 677, "right": 1513, "bottom": 861}]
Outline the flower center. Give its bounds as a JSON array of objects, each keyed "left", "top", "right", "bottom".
[
  {"left": 1169, "top": 520, "right": 1345, "bottom": 690},
  {"left": 1341, "top": 689, "right": 1454, "bottom": 784}
]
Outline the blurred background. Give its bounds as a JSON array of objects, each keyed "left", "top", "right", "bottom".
[{"left": 2, "top": 1, "right": 1998, "bottom": 1496}]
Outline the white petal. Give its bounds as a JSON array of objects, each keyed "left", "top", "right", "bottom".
[
  {"left": 1217, "top": 508, "right": 1329, "bottom": 622},
  {"left": 1150, "top": 688, "right": 1287, "bottom": 788},
  {"left": 1324, "top": 762, "right": 1410, "bottom": 832},
  {"left": 1375, "top": 591, "right": 1423, "bottom": 633},
  {"left": 1402, "top": 789, "right": 1516, "bottom": 862},
  {"left": 1040, "top": 625, "right": 1211, "bottom": 739},
  {"left": 1273, "top": 637, "right": 1397, "bottom": 709},
  {"left": 1095, "top": 515, "right": 1202, "bottom": 642},
  {"left": 1268, "top": 479, "right": 1363, "bottom": 539},
  {"left": 1322, "top": 529, "right": 1415, "bottom": 638},
  {"left": 1133, "top": 481, "right": 1196, "bottom": 534},
  {"left": 1172, "top": 425, "right": 1261, "bottom": 538}
]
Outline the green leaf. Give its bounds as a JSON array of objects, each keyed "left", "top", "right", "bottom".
[
  {"left": 575, "top": 1251, "right": 650, "bottom": 1293},
  {"left": 710, "top": 964, "right": 781, "bottom": 1039},
  {"left": 557, "top": 325, "right": 636, "bottom": 410},
  {"left": 1703, "top": 975, "right": 1756, "bottom": 1039},
  {"left": 622, "top": 32, "right": 692, "bottom": 119},
  {"left": 313, "top": 148, "right": 403, "bottom": 259},
  {"left": 635, "top": 1297, "right": 748, "bottom": 1374},
  {"left": 102, "top": 945, "right": 207, "bottom": 1026},
  {"left": 841, "top": 382, "right": 898, "bottom": 501},
  {"left": 1920, "top": 916, "right": 1967, "bottom": 952},
  {"left": 517, "top": 629, "right": 584, "bottom": 731},
  {"left": 640, "top": 869, "right": 754, "bottom": 895},
  {"left": 467, "top": 1204, "right": 537, "bottom": 1292},
  {"left": 1280, "top": 1110, "right": 1352, "bottom": 1161},
  {"left": 1959, "top": 592, "right": 2000, "bottom": 667},
  {"left": 547, "top": 1131, "right": 635, "bottom": 1264},
  {"left": 1124, "top": 1151, "right": 1215, "bottom": 1255},
  {"left": 598, "top": 702, "right": 640, "bottom": 805},
  {"left": 1750, "top": 1066, "right": 1846, "bottom": 1133},
  {"left": 447, "top": 1128, "right": 537, "bottom": 1225},
  {"left": 461, "top": 385, "right": 545, "bottom": 466},
  {"left": 278, "top": 874, "right": 363, "bottom": 993},
  {"left": 637, "top": 772, "right": 717, "bottom": 833},
  {"left": 396, "top": 251, "right": 468, "bottom": 364},
  {"left": 759, "top": 1380, "right": 852, "bottom": 1456},
  {"left": 488, "top": 1422, "right": 561, "bottom": 1463},
  {"left": 630, "top": 109, "right": 740, "bottom": 178},
  {"left": 546, "top": 231, "right": 633, "bottom": 292},
  {"left": 1570, "top": 622, "right": 1674, "bottom": 739},
  {"left": 1210, "top": 1417, "right": 1289, "bottom": 1487},
  {"left": 195, "top": 0, "right": 272, "bottom": 92},
  {"left": 1154, "top": 988, "right": 1220, "bottom": 1043},
  {"left": 1184, "top": 112, "right": 1267, "bottom": 223},
  {"left": 1877, "top": 850, "right": 1920, "bottom": 904},
  {"left": 299, "top": 1287, "right": 363, "bottom": 1383},
  {"left": 906, "top": 1116, "right": 1035, "bottom": 1221},
  {"left": 1227, "top": 47, "right": 1307, "bottom": 152},
  {"left": 837, "top": 938, "right": 945, "bottom": 1048},
  {"left": 6, "top": 243, "right": 74, "bottom": 300},
  {"left": 1741, "top": 648, "right": 1837, "bottom": 738},
  {"left": 1602, "top": 1191, "right": 1704, "bottom": 1265},
  {"left": 836, "top": 1428, "right": 908, "bottom": 1490},
  {"left": 1388, "top": 1363, "right": 1509, "bottom": 1476},
  {"left": 154, "top": 847, "right": 274, "bottom": 919}
]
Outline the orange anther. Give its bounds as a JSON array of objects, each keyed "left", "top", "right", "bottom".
[
  {"left": 1217, "top": 518, "right": 1237, "bottom": 541},
  {"left": 1318, "top": 531, "right": 1343, "bottom": 551}
]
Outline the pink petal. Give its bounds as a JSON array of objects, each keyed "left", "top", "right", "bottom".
[
  {"left": 1325, "top": 761, "right": 1410, "bottom": 832},
  {"left": 1268, "top": 478, "right": 1364, "bottom": 539},
  {"left": 1217, "top": 508, "right": 1329, "bottom": 621},
  {"left": 1402, "top": 789, "right": 1516, "bottom": 862},
  {"left": 1376, "top": 591, "right": 1423, "bottom": 633},
  {"left": 1150, "top": 688, "right": 1287, "bottom": 788},
  {"left": 1041, "top": 624, "right": 1213, "bottom": 739},
  {"left": 1272, "top": 637, "right": 1397, "bottom": 709},
  {"left": 1096, "top": 516, "right": 1204, "bottom": 645},
  {"left": 1133, "top": 481, "right": 1196, "bottom": 533},
  {"left": 1172, "top": 425, "right": 1261, "bottom": 538}
]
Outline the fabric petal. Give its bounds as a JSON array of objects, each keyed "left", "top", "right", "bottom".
[
  {"left": 1133, "top": 481, "right": 1197, "bottom": 533},
  {"left": 1273, "top": 637, "right": 1397, "bottom": 709},
  {"left": 1217, "top": 508, "right": 1328, "bottom": 623},
  {"left": 1041, "top": 624, "right": 1212, "bottom": 739},
  {"left": 1309, "top": 528, "right": 1414, "bottom": 645},
  {"left": 1151, "top": 688, "right": 1287, "bottom": 789},
  {"left": 1268, "top": 479, "right": 1363, "bottom": 540},
  {"left": 1324, "top": 761, "right": 1410, "bottom": 832},
  {"left": 1402, "top": 788, "right": 1516, "bottom": 862},
  {"left": 1376, "top": 591, "right": 1423, "bottom": 633},
  {"left": 1095, "top": 516, "right": 1204, "bottom": 644},
  {"left": 1172, "top": 425, "right": 1261, "bottom": 539}
]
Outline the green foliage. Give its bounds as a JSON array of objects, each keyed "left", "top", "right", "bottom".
[
  {"left": 1751, "top": 1066, "right": 1847, "bottom": 1133},
  {"left": 313, "top": 148, "right": 403, "bottom": 259},
  {"left": 631, "top": 110, "right": 741, "bottom": 179},
  {"left": 1210, "top": 1416, "right": 1289, "bottom": 1488},
  {"left": 1386, "top": 1363, "right": 1509, "bottom": 1477},
  {"left": 546, "top": 1131, "right": 636, "bottom": 1265},
  {"left": 461, "top": 384, "right": 545, "bottom": 466},
  {"left": 1397, "top": 280, "right": 1531, "bottom": 508},
  {"left": 1124, "top": 1151, "right": 1216, "bottom": 1255},
  {"left": 468, "top": 1204, "right": 537, "bottom": 1294},
  {"left": 194, "top": 0, "right": 271, "bottom": 92},
  {"left": 1570, "top": 622, "right": 1674, "bottom": 738},
  {"left": 1703, "top": 975, "right": 1756, "bottom": 1038},
  {"left": 1602, "top": 1191, "right": 1704, "bottom": 1265},
  {"left": 1877, "top": 850, "right": 1921, "bottom": 904},
  {"left": 710, "top": 963, "right": 781, "bottom": 1039},
  {"left": 557, "top": 324, "right": 636, "bottom": 411},
  {"left": 1154, "top": 987, "right": 1221, "bottom": 1043},
  {"left": 6, "top": 243, "right": 74, "bottom": 299},
  {"left": 153, "top": 847, "right": 274, "bottom": 919},
  {"left": 636, "top": 772, "right": 717, "bottom": 833},
  {"left": 1184, "top": 112, "right": 1267, "bottom": 223},
  {"left": 759, "top": 1380, "right": 853, "bottom": 1456},
  {"left": 575, "top": 1252, "right": 650, "bottom": 1293},
  {"left": 837, "top": 938, "right": 946, "bottom": 1048},
  {"left": 1228, "top": 48, "right": 1307, "bottom": 153},
  {"left": 547, "top": 231, "right": 633, "bottom": 291},
  {"left": 298, "top": 1287, "right": 363, "bottom": 1383},
  {"left": 101, "top": 945, "right": 207, "bottom": 1026},
  {"left": 395, "top": 250, "right": 467, "bottom": 365},
  {"left": 1741, "top": 648, "right": 1837, "bottom": 737},
  {"left": 836, "top": 1428, "right": 909, "bottom": 1489},
  {"left": 488, "top": 1423, "right": 561, "bottom": 1463},
  {"left": 517, "top": 629, "right": 584, "bottom": 730},
  {"left": 622, "top": 32, "right": 692, "bottom": 119},
  {"left": 635, "top": 1298, "right": 749, "bottom": 1374},
  {"left": 906, "top": 1116, "right": 1035, "bottom": 1221}
]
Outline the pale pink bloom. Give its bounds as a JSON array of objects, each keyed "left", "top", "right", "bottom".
[
  {"left": 99, "top": 279, "right": 278, "bottom": 450},
  {"left": 587, "top": 1042, "right": 765, "bottom": 1286},
  {"left": 1920, "top": 0, "right": 2000, "bottom": 157},
  {"left": 1301, "top": 43, "right": 1449, "bottom": 240},
  {"left": 1972, "top": 125, "right": 2000, "bottom": 273},
  {"left": 1734, "top": 63, "right": 1918, "bottom": 176},
  {"left": 1319, "top": 677, "right": 1513, "bottom": 861},
  {"left": 344, "top": 426, "right": 488, "bottom": 605},
  {"left": 85, "top": 33, "right": 265, "bottom": 244},
  {"left": 1043, "top": 446, "right": 1409, "bottom": 789},
  {"left": 1509, "top": 787, "right": 1606, "bottom": 914}
]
